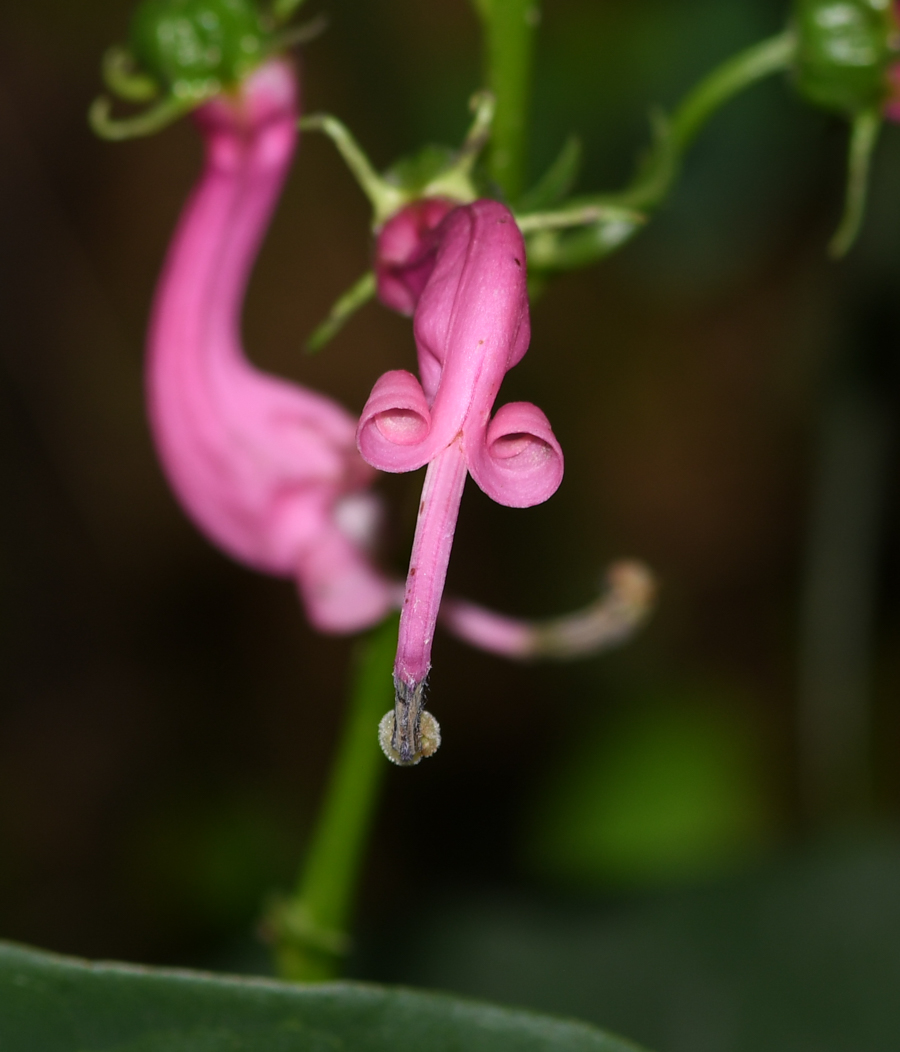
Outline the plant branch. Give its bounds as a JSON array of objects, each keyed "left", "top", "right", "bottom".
[
  {"left": 470, "top": 0, "right": 540, "bottom": 201},
  {"left": 269, "top": 617, "right": 398, "bottom": 982}
]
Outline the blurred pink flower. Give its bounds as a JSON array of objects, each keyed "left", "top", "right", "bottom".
[
  {"left": 360, "top": 199, "right": 565, "bottom": 762},
  {"left": 147, "top": 58, "right": 394, "bottom": 632}
]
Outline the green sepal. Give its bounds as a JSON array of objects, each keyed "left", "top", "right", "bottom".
[
  {"left": 613, "top": 109, "right": 679, "bottom": 213},
  {"left": 793, "top": 0, "right": 897, "bottom": 116},
  {"left": 306, "top": 271, "right": 377, "bottom": 353},
  {"left": 517, "top": 135, "right": 582, "bottom": 213}
]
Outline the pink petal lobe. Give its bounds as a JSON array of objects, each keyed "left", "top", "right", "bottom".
[
  {"left": 467, "top": 401, "right": 564, "bottom": 507},
  {"left": 356, "top": 369, "right": 437, "bottom": 472}
]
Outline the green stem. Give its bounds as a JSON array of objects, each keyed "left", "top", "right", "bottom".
[
  {"left": 517, "top": 30, "right": 796, "bottom": 273},
  {"left": 271, "top": 617, "right": 398, "bottom": 982},
  {"left": 617, "top": 29, "right": 796, "bottom": 213},
  {"left": 829, "top": 108, "right": 881, "bottom": 259},
  {"left": 471, "top": 0, "right": 540, "bottom": 202},
  {"left": 670, "top": 30, "right": 796, "bottom": 156},
  {"left": 88, "top": 93, "right": 195, "bottom": 141},
  {"left": 300, "top": 114, "right": 405, "bottom": 226}
]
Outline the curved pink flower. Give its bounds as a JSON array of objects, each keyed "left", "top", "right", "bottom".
[
  {"left": 359, "top": 199, "right": 565, "bottom": 763},
  {"left": 147, "top": 58, "right": 394, "bottom": 633}
]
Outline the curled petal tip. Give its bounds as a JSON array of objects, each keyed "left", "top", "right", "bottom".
[
  {"left": 469, "top": 401, "right": 564, "bottom": 508},
  {"left": 357, "top": 369, "right": 435, "bottom": 472}
]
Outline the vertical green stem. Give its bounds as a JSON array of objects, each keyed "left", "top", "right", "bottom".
[
  {"left": 271, "top": 617, "right": 398, "bottom": 982},
  {"left": 471, "top": 0, "right": 540, "bottom": 202}
]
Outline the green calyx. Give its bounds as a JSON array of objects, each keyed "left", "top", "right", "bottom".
[
  {"left": 790, "top": 0, "right": 899, "bottom": 254},
  {"left": 128, "top": 0, "right": 269, "bottom": 97},
  {"left": 90, "top": 0, "right": 316, "bottom": 141},
  {"left": 793, "top": 0, "right": 898, "bottom": 115}
]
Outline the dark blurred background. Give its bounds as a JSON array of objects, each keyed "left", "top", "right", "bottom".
[{"left": 1, "top": 1, "right": 900, "bottom": 1049}]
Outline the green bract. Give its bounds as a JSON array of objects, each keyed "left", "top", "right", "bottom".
[
  {"left": 793, "top": 0, "right": 897, "bottom": 115},
  {"left": 129, "top": 0, "right": 269, "bottom": 95}
]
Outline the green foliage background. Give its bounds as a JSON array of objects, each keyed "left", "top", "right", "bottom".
[{"left": 0, "top": 1, "right": 899, "bottom": 1049}]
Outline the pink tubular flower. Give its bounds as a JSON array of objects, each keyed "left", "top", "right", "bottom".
[
  {"left": 147, "top": 58, "right": 394, "bottom": 633},
  {"left": 146, "top": 60, "right": 653, "bottom": 762},
  {"left": 359, "top": 199, "right": 565, "bottom": 764}
]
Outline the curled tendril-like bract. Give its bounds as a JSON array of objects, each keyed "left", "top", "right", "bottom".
[
  {"left": 102, "top": 45, "right": 160, "bottom": 102},
  {"left": 89, "top": 91, "right": 199, "bottom": 141}
]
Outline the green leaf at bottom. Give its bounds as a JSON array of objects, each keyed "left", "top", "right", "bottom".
[{"left": 0, "top": 940, "right": 647, "bottom": 1052}]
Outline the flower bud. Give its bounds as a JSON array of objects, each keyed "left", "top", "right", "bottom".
[{"left": 792, "top": 0, "right": 898, "bottom": 116}]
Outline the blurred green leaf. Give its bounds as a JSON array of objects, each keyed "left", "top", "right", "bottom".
[
  {"left": 0, "top": 941, "right": 648, "bottom": 1052},
  {"left": 526, "top": 685, "right": 773, "bottom": 888},
  {"left": 383, "top": 835, "right": 900, "bottom": 1052}
]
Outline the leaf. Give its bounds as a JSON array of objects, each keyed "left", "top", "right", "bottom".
[{"left": 0, "top": 940, "right": 648, "bottom": 1052}]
